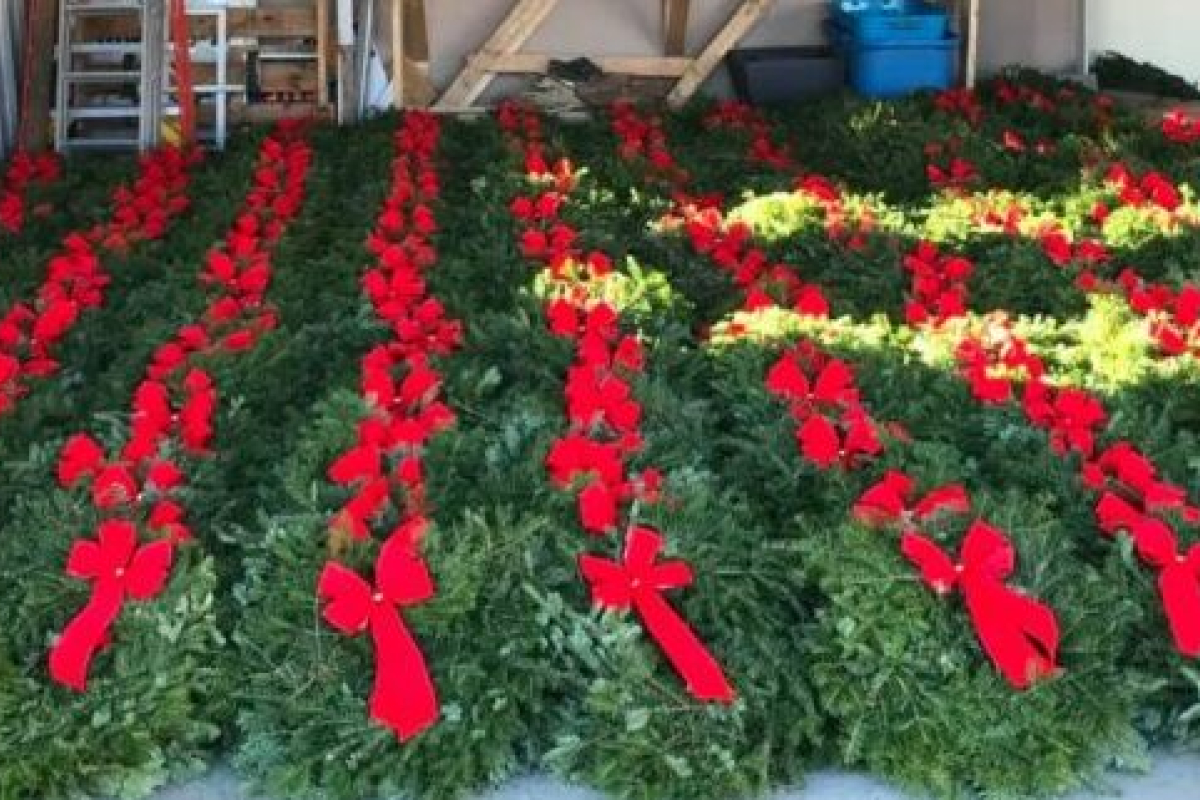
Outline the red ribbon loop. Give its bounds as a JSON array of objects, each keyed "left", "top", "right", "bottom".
[
  {"left": 317, "top": 533, "right": 439, "bottom": 740},
  {"left": 853, "top": 470, "right": 970, "bottom": 532},
  {"left": 579, "top": 525, "right": 735, "bottom": 704},
  {"left": 902, "top": 522, "right": 1060, "bottom": 689},
  {"left": 49, "top": 521, "right": 174, "bottom": 690},
  {"left": 1129, "top": 518, "right": 1200, "bottom": 657},
  {"left": 1157, "top": 550, "right": 1200, "bottom": 657}
]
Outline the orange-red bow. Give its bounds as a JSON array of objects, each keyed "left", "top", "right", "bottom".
[
  {"left": 318, "top": 533, "right": 439, "bottom": 740},
  {"left": 579, "top": 525, "right": 734, "bottom": 703},
  {"left": 901, "top": 521, "right": 1060, "bottom": 689},
  {"left": 49, "top": 521, "right": 174, "bottom": 690}
]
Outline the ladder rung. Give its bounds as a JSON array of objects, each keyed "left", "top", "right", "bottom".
[
  {"left": 68, "top": 43, "right": 143, "bottom": 54},
  {"left": 67, "top": 107, "right": 142, "bottom": 119},
  {"left": 63, "top": 139, "right": 141, "bottom": 149},
  {"left": 64, "top": 7, "right": 144, "bottom": 17},
  {"left": 64, "top": 3, "right": 144, "bottom": 12},
  {"left": 166, "top": 85, "right": 242, "bottom": 94},
  {"left": 258, "top": 53, "right": 318, "bottom": 62},
  {"left": 64, "top": 71, "right": 142, "bottom": 82}
]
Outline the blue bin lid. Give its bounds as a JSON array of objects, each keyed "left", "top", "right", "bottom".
[
  {"left": 831, "top": 0, "right": 940, "bottom": 14},
  {"left": 827, "top": 19, "right": 959, "bottom": 50},
  {"left": 833, "top": 0, "right": 905, "bottom": 12}
]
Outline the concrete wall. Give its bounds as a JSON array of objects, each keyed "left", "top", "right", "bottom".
[
  {"left": 1088, "top": 0, "right": 1200, "bottom": 83},
  {"left": 411, "top": 0, "right": 1082, "bottom": 100}
]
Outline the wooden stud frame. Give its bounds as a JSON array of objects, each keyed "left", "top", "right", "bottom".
[{"left": 432, "top": 0, "right": 775, "bottom": 111}]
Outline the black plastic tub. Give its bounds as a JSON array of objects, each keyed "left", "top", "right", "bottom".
[{"left": 726, "top": 46, "right": 845, "bottom": 105}]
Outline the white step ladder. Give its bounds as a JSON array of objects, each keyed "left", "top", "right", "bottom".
[{"left": 55, "top": 1, "right": 166, "bottom": 152}]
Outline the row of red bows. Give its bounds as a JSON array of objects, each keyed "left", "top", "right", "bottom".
[
  {"left": 498, "top": 99, "right": 736, "bottom": 704},
  {"left": 715, "top": 97, "right": 1200, "bottom": 666},
  {"left": 934, "top": 81, "right": 1106, "bottom": 127},
  {"left": 616, "top": 103, "right": 833, "bottom": 321},
  {"left": 922, "top": 90, "right": 1200, "bottom": 658},
  {"left": 701, "top": 105, "right": 875, "bottom": 252},
  {"left": 1, "top": 147, "right": 197, "bottom": 418},
  {"left": 928, "top": 80, "right": 1131, "bottom": 192},
  {"left": 912, "top": 161, "right": 1200, "bottom": 361},
  {"left": 702, "top": 101, "right": 794, "bottom": 171},
  {"left": 49, "top": 122, "right": 313, "bottom": 691},
  {"left": 316, "top": 112, "right": 458, "bottom": 741},
  {"left": 956, "top": 317, "right": 1200, "bottom": 657},
  {"left": 0, "top": 151, "right": 59, "bottom": 234},
  {"left": 618, "top": 101, "right": 1065, "bottom": 689},
  {"left": 924, "top": 92, "right": 1200, "bottom": 361},
  {"left": 909, "top": 118, "right": 1200, "bottom": 656}
]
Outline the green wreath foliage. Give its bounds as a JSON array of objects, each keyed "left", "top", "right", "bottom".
[{"left": 2, "top": 71, "right": 1200, "bottom": 800}]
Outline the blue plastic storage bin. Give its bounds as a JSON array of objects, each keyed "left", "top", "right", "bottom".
[
  {"left": 831, "top": 0, "right": 949, "bottom": 43},
  {"left": 833, "top": 27, "right": 959, "bottom": 98}
]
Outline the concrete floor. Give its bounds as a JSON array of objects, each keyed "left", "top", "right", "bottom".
[{"left": 149, "top": 755, "right": 1200, "bottom": 800}]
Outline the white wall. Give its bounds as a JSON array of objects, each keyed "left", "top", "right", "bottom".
[
  {"left": 1088, "top": 0, "right": 1200, "bottom": 83},
  {"left": 422, "top": 0, "right": 835, "bottom": 99},
  {"left": 977, "top": 0, "right": 1080, "bottom": 76}
]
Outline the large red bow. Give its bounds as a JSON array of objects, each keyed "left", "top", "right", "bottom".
[
  {"left": 317, "top": 532, "right": 439, "bottom": 740},
  {"left": 901, "top": 522, "right": 1060, "bottom": 689},
  {"left": 49, "top": 521, "right": 174, "bottom": 690},
  {"left": 579, "top": 525, "right": 734, "bottom": 703}
]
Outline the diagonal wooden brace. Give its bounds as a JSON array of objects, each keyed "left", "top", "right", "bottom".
[
  {"left": 436, "top": 0, "right": 559, "bottom": 110},
  {"left": 666, "top": 0, "right": 774, "bottom": 109}
]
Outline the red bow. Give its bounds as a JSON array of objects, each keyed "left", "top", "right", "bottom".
[
  {"left": 765, "top": 352, "right": 857, "bottom": 408},
  {"left": 579, "top": 526, "right": 734, "bottom": 703},
  {"left": 1022, "top": 382, "right": 1106, "bottom": 457},
  {"left": 317, "top": 532, "right": 439, "bottom": 740},
  {"left": 1106, "top": 514, "right": 1200, "bottom": 657},
  {"left": 853, "top": 470, "right": 971, "bottom": 531},
  {"left": 49, "top": 521, "right": 174, "bottom": 690},
  {"left": 901, "top": 522, "right": 1060, "bottom": 689},
  {"left": 766, "top": 347, "right": 883, "bottom": 469}
]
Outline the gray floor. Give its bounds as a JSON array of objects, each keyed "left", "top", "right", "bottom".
[{"left": 151, "top": 755, "right": 1200, "bottom": 800}]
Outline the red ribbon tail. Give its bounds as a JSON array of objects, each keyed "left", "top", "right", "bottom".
[
  {"left": 1159, "top": 564, "right": 1200, "bottom": 657},
  {"left": 966, "top": 579, "right": 1059, "bottom": 690},
  {"left": 635, "top": 591, "right": 735, "bottom": 703},
  {"left": 368, "top": 606, "right": 440, "bottom": 740},
  {"left": 49, "top": 582, "right": 124, "bottom": 691}
]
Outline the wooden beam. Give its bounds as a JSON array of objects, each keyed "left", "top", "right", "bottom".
[
  {"left": 19, "top": 0, "right": 56, "bottom": 151},
  {"left": 1078, "top": 0, "right": 1089, "bottom": 76},
  {"left": 965, "top": 0, "right": 980, "bottom": 88},
  {"left": 404, "top": 0, "right": 429, "bottom": 62},
  {"left": 436, "top": 0, "right": 559, "bottom": 110},
  {"left": 476, "top": 52, "right": 693, "bottom": 78},
  {"left": 317, "top": 0, "right": 330, "bottom": 106},
  {"left": 666, "top": 0, "right": 774, "bottom": 109},
  {"left": 0, "top": 3, "right": 15, "bottom": 155},
  {"left": 336, "top": 0, "right": 354, "bottom": 123},
  {"left": 403, "top": 58, "right": 436, "bottom": 107},
  {"left": 663, "top": 0, "right": 690, "bottom": 57},
  {"left": 392, "top": 0, "right": 405, "bottom": 109}
]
